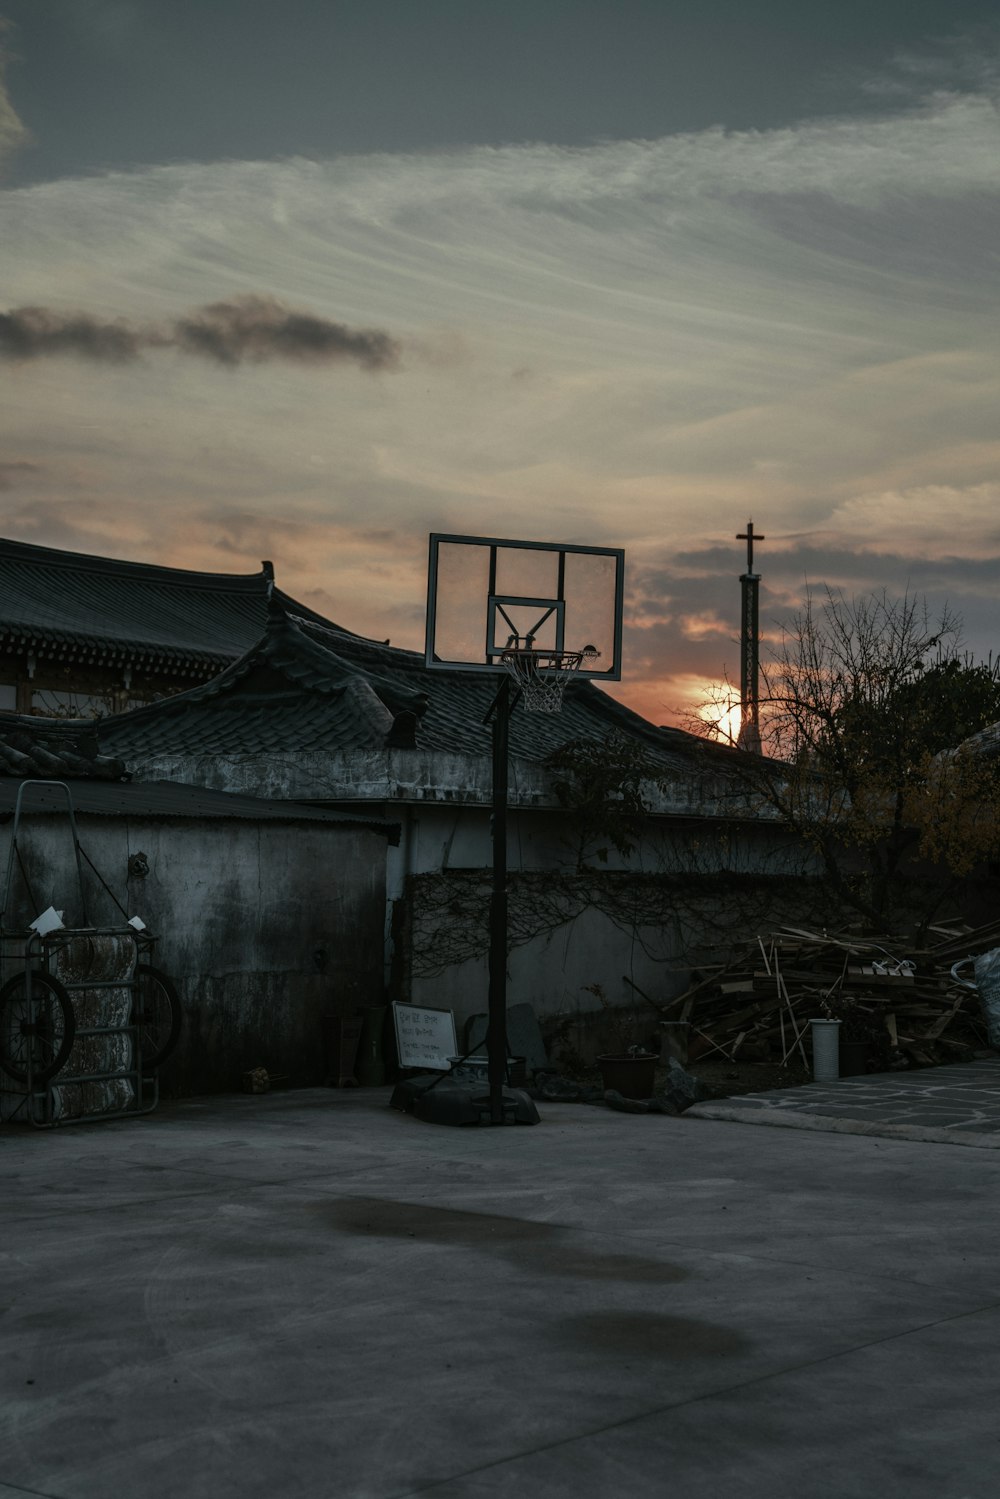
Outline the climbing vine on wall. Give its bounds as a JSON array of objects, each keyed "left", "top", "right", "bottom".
[
  {"left": 406, "top": 865, "right": 829, "bottom": 980},
  {"left": 403, "top": 731, "right": 833, "bottom": 989}
]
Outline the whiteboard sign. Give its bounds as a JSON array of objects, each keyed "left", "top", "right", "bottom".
[{"left": 392, "top": 1003, "right": 457, "bottom": 1072}]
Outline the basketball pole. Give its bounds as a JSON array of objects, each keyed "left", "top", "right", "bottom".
[{"left": 486, "top": 674, "right": 511, "bottom": 1124}]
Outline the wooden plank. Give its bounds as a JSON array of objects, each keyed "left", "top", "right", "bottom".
[
  {"left": 844, "top": 971, "right": 915, "bottom": 987},
  {"left": 689, "top": 1024, "right": 739, "bottom": 1061},
  {"left": 922, "top": 994, "right": 967, "bottom": 1040}
]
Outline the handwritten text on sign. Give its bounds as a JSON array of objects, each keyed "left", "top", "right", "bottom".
[{"left": 392, "top": 1003, "right": 458, "bottom": 1071}]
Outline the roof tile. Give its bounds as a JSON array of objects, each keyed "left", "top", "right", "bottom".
[
  {"left": 0, "top": 714, "right": 129, "bottom": 781},
  {"left": 0, "top": 537, "right": 334, "bottom": 671},
  {"left": 95, "top": 604, "right": 736, "bottom": 773}
]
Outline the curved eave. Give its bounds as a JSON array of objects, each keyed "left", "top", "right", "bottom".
[{"left": 0, "top": 626, "right": 235, "bottom": 676}]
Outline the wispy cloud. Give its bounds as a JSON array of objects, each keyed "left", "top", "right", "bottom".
[
  {"left": 825, "top": 482, "right": 1000, "bottom": 556},
  {"left": 0, "top": 19, "right": 28, "bottom": 172},
  {"left": 856, "top": 22, "right": 1000, "bottom": 104},
  {"left": 1, "top": 72, "right": 998, "bottom": 721}
]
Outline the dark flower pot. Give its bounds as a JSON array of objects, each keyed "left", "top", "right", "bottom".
[{"left": 597, "top": 1053, "right": 657, "bottom": 1100}]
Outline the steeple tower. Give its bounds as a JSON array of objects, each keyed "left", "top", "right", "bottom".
[{"left": 736, "top": 520, "right": 764, "bottom": 753}]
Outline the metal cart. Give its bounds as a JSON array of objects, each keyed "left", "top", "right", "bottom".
[{"left": 0, "top": 780, "right": 182, "bottom": 1128}]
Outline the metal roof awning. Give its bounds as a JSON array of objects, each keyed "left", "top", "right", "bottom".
[{"left": 0, "top": 777, "right": 400, "bottom": 843}]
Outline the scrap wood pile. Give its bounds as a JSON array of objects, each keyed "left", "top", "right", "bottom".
[{"left": 659, "top": 918, "right": 1000, "bottom": 1068}]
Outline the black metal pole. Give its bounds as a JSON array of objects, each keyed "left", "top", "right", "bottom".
[{"left": 488, "top": 675, "right": 510, "bottom": 1124}]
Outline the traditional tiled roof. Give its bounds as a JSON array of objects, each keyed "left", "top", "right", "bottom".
[
  {"left": 0, "top": 713, "right": 129, "bottom": 781},
  {"left": 95, "top": 601, "right": 737, "bottom": 772},
  {"left": 279, "top": 614, "right": 739, "bottom": 770},
  {"left": 0, "top": 538, "right": 741, "bottom": 775},
  {"left": 0, "top": 536, "right": 336, "bottom": 676}
]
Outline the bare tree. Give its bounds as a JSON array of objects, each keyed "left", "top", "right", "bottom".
[{"left": 692, "top": 588, "right": 1000, "bottom": 930}]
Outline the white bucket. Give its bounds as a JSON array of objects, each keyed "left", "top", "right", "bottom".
[{"left": 810, "top": 1019, "right": 841, "bottom": 1082}]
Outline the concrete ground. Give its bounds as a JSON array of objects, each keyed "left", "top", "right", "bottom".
[{"left": 3, "top": 1079, "right": 1000, "bottom": 1499}]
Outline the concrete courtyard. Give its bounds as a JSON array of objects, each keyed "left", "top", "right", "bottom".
[{"left": 3, "top": 1084, "right": 1000, "bottom": 1499}]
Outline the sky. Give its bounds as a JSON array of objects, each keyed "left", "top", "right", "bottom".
[{"left": 1, "top": 0, "right": 998, "bottom": 728}]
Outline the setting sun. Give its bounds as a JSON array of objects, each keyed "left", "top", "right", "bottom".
[{"left": 699, "top": 693, "right": 743, "bottom": 746}]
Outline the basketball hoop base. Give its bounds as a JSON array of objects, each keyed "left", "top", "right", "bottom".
[{"left": 391, "top": 1074, "right": 540, "bottom": 1126}]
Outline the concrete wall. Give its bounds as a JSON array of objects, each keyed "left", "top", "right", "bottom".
[
  {"left": 122, "top": 744, "right": 768, "bottom": 821},
  {"left": 389, "top": 800, "right": 817, "bottom": 1035},
  {"left": 0, "top": 813, "right": 387, "bottom": 1094},
  {"left": 107, "top": 741, "right": 811, "bottom": 1049},
  {"left": 406, "top": 896, "right": 684, "bottom": 1044}
]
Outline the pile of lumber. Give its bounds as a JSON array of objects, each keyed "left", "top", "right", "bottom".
[{"left": 653, "top": 918, "right": 1000, "bottom": 1068}]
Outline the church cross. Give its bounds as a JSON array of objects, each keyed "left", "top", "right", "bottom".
[{"left": 737, "top": 520, "right": 765, "bottom": 573}]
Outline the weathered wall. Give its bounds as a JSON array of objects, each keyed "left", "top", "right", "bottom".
[
  {"left": 403, "top": 865, "right": 821, "bottom": 1038},
  {"left": 0, "top": 814, "right": 386, "bottom": 1094},
  {"left": 98, "top": 740, "right": 809, "bottom": 1046},
  {"left": 393, "top": 803, "right": 820, "bottom": 1033},
  {"left": 120, "top": 745, "right": 770, "bottom": 820},
  {"left": 406, "top": 893, "right": 685, "bottom": 1040}
]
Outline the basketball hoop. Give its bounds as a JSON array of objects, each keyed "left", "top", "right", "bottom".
[{"left": 500, "top": 642, "right": 600, "bottom": 713}]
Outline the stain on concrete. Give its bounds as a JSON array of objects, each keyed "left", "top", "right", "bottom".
[
  {"left": 526, "top": 1246, "right": 688, "bottom": 1283},
  {"left": 553, "top": 1310, "right": 750, "bottom": 1359},
  {"left": 323, "top": 1197, "right": 534, "bottom": 1245},
  {"left": 318, "top": 1197, "right": 688, "bottom": 1283}
]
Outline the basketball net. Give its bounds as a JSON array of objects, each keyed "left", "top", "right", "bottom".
[{"left": 499, "top": 642, "right": 600, "bottom": 713}]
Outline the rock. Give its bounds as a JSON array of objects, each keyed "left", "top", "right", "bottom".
[
  {"left": 664, "top": 1057, "right": 711, "bottom": 1107},
  {"left": 647, "top": 1094, "right": 683, "bottom": 1115}
]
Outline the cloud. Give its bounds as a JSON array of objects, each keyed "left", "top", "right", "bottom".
[
  {"left": 0, "top": 305, "right": 144, "bottom": 361},
  {"left": 825, "top": 482, "right": 1000, "bottom": 558},
  {"left": 0, "top": 20, "right": 29, "bottom": 172},
  {"left": 1, "top": 79, "right": 998, "bottom": 724},
  {"left": 858, "top": 23, "right": 1000, "bottom": 105},
  {"left": 172, "top": 295, "right": 400, "bottom": 369},
  {"left": 676, "top": 610, "right": 733, "bottom": 642},
  {"left": 0, "top": 295, "right": 402, "bottom": 370},
  {"left": 0, "top": 458, "right": 40, "bottom": 490}
]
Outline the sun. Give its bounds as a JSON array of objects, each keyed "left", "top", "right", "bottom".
[{"left": 696, "top": 686, "right": 743, "bottom": 745}]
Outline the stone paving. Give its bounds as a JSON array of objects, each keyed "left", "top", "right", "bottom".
[{"left": 688, "top": 1054, "right": 1000, "bottom": 1146}]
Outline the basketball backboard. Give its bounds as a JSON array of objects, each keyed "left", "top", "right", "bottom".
[{"left": 425, "top": 533, "right": 624, "bottom": 680}]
